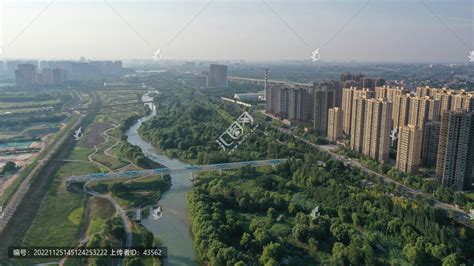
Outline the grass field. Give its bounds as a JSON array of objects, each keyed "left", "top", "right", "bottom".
[
  {"left": 92, "top": 153, "right": 128, "bottom": 170},
  {"left": 86, "top": 196, "right": 116, "bottom": 236},
  {"left": 67, "top": 146, "right": 94, "bottom": 161},
  {"left": 22, "top": 161, "right": 100, "bottom": 247},
  {"left": 68, "top": 207, "right": 85, "bottom": 226}
]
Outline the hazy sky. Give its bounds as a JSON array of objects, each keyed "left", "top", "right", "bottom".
[{"left": 0, "top": 0, "right": 472, "bottom": 62}]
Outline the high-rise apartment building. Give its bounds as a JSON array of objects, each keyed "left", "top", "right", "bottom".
[
  {"left": 265, "top": 84, "right": 277, "bottom": 114},
  {"left": 363, "top": 99, "right": 393, "bottom": 163},
  {"left": 265, "top": 86, "right": 312, "bottom": 122},
  {"left": 396, "top": 125, "right": 423, "bottom": 174},
  {"left": 208, "top": 64, "right": 228, "bottom": 88},
  {"left": 194, "top": 75, "right": 208, "bottom": 89},
  {"left": 409, "top": 96, "right": 440, "bottom": 127},
  {"left": 416, "top": 86, "right": 440, "bottom": 97},
  {"left": 342, "top": 88, "right": 355, "bottom": 134},
  {"left": 452, "top": 92, "right": 474, "bottom": 112},
  {"left": 340, "top": 73, "right": 385, "bottom": 90},
  {"left": 436, "top": 111, "right": 474, "bottom": 191},
  {"left": 15, "top": 64, "right": 38, "bottom": 87},
  {"left": 392, "top": 93, "right": 412, "bottom": 128},
  {"left": 265, "top": 86, "right": 287, "bottom": 117},
  {"left": 350, "top": 96, "right": 368, "bottom": 153},
  {"left": 428, "top": 98, "right": 442, "bottom": 122},
  {"left": 375, "top": 86, "right": 408, "bottom": 102},
  {"left": 277, "top": 87, "right": 289, "bottom": 118},
  {"left": 52, "top": 68, "right": 67, "bottom": 85},
  {"left": 434, "top": 89, "right": 455, "bottom": 112},
  {"left": 422, "top": 122, "right": 441, "bottom": 167},
  {"left": 341, "top": 88, "right": 374, "bottom": 134},
  {"left": 361, "top": 77, "right": 386, "bottom": 90},
  {"left": 327, "top": 107, "right": 343, "bottom": 143},
  {"left": 313, "top": 84, "right": 335, "bottom": 135},
  {"left": 287, "top": 88, "right": 311, "bottom": 122}
]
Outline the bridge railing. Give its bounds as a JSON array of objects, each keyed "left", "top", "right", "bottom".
[{"left": 67, "top": 159, "right": 287, "bottom": 184}]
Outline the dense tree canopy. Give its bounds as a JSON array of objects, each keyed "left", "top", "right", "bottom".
[{"left": 139, "top": 82, "right": 474, "bottom": 265}]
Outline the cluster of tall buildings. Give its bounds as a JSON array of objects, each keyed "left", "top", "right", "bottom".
[
  {"left": 266, "top": 73, "right": 474, "bottom": 191},
  {"left": 15, "top": 64, "right": 67, "bottom": 87},
  {"left": 344, "top": 86, "right": 474, "bottom": 191},
  {"left": 14, "top": 60, "right": 124, "bottom": 87},
  {"left": 194, "top": 64, "right": 228, "bottom": 89},
  {"left": 343, "top": 86, "right": 474, "bottom": 190},
  {"left": 265, "top": 73, "right": 385, "bottom": 127}
]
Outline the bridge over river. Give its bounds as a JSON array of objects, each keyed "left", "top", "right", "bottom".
[{"left": 67, "top": 159, "right": 287, "bottom": 184}]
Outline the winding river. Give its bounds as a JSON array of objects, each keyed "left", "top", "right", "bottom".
[{"left": 125, "top": 92, "right": 198, "bottom": 265}]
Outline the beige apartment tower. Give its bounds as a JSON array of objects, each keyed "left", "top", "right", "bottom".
[
  {"left": 342, "top": 88, "right": 374, "bottom": 134},
  {"left": 434, "top": 89, "right": 455, "bottom": 112},
  {"left": 342, "top": 88, "right": 354, "bottom": 134},
  {"left": 409, "top": 96, "right": 440, "bottom": 127},
  {"left": 375, "top": 86, "right": 408, "bottom": 102},
  {"left": 350, "top": 97, "right": 368, "bottom": 153},
  {"left": 452, "top": 92, "right": 473, "bottom": 112},
  {"left": 416, "top": 86, "right": 439, "bottom": 98},
  {"left": 396, "top": 125, "right": 423, "bottom": 174},
  {"left": 327, "top": 107, "right": 344, "bottom": 143},
  {"left": 392, "top": 93, "right": 412, "bottom": 128},
  {"left": 363, "top": 99, "right": 393, "bottom": 163}
]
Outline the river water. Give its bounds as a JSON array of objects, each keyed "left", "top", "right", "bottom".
[{"left": 125, "top": 92, "right": 198, "bottom": 265}]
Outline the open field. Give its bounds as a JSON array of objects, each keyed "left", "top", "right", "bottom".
[
  {"left": 0, "top": 92, "right": 96, "bottom": 264},
  {"left": 22, "top": 161, "right": 100, "bottom": 247},
  {"left": 79, "top": 123, "right": 113, "bottom": 148},
  {"left": 0, "top": 88, "right": 162, "bottom": 265},
  {"left": 1, "top": 89, "right": 154, "bottom": 262},
  {"left": 86, "top": 196, "right": 116, "bottom": 236}
]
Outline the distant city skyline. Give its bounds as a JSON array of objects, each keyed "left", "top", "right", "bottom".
[{"left": 0, "top": 0, "right": 472, "bottom": 63}]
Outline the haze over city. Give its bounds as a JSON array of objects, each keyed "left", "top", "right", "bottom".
[
  {"left": 1, "top": 1, "right": 474, "bottom": 265},
  {"left": 0, "top": 0, "right": 472, "bottom": 62}
]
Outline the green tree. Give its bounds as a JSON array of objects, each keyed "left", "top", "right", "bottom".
[
  {"left": 330, "top": 242, "right": 346, "bottom": 266},
  {"left": 259, "top": 242, "right": 281, "bottom": 265},
  {"left": 126, "top": 257, "right": 144, "bottom": 266},
  {"left": 2, "top": 162, "right": 17, "bottom": 174},
  {"left": 267, "top": 207, "right": 277, "bottom": 221},
  {"left": 240, "top": 232, "right": 253, "bottom": 249},
  {"left": 403, "top": 243, "right": 426, "bottom": 265},
  {"left": 254, "top": 228, "right": 271, "bottom": 248},
  {"left": 442, "top": 253, "right": 461, "bottom": 266}
]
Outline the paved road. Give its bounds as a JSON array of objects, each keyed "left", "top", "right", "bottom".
[{"left": 274, "top": 126, "right": 473, "bottom": 228}]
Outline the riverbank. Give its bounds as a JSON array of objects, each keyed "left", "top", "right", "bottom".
[{"left": 125, "top": 91, "right": 198, "bottom": 265}]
